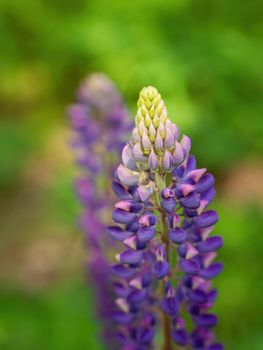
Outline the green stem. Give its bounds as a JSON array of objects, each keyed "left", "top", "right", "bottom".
[
  {"left": 155, "top": 172, "right": 173, "bottom": 350},
  {"left": 161, "top": 214, "right": 173, "bottom": 350}
]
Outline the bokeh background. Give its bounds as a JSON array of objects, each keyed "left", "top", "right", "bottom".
[{"left": 0, "top": 0, "right": 263, "bottom": 349}]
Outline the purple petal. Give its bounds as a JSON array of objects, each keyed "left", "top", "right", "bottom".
[
  {"left": 127, "top": 288, "right": 147, "bottom": 303},
  {"left": 107, "top": 226, "right": 134, "bottom": 241},
  {"left": 199, "top": 226, "right": 215, "bottom": 240},
  {"left": 193, "top": 211, "right": 219, "bottom": 228},
  {"left": 117, "top": 164, "right": 139, "bottom": 186},
  {"left": 186, "top": 168, "right": 207, "bottom": 183},
  {"left": 137, "top": 185, "right": 152, "bottom": 202},
  {"left": 129, "top": 277, "right": 143, "bottom": 289},
  {"left": 122, "top": 144, "right": 137, "bottom": 170},
  {"left": 193, "top": 313, "right": 217, "bottom": 327},
  {"left": 199, "top": 262, "right": 223, "bottom": 279},
  {"left": 177, "top": 183, "right": 195, "bottom": 197},
  {"left": 169, "top": 228, "right": 187, "bottom": 244},
  {"left": 139, "top": 213, "right": 156, "bottom": 227},
  {"left": 169, "top": 213, "right": 180, "bottom": 228},
  {"left": 198, "top": 188, "right": 216, "bottom": 213},
  {"left": 161, "top": 297, "right": 179, "bottom": 315},
  {"left": 156, "top": 245, "right": 166, "bottom": 261},
  {"left": 142, "top": 311, "right": 156, "bottom": 327},
  {"left": 195, "top": 174, "right": 215, "bottom": 193},
  {"left": 201, "top": 187, "right": 216, "bottom": 202},
  {"left": 112, "top": 209, "right": 137, "bottom": 224},
  {"left": 152, "top": 261, "right": 170, "bottom": 279},
  {"left": 172, "top": 329, "right": 188, "bottom": 346},
  {"left": 126, "top": 219, "right": 140, "bottom": 232},
  {"left": 112, "top": 264, "right": 137, "bottom": 279},
  {"left": 179, "top": 259, "right": 200, "bottom": 275},
  {"left": 197, "top": 236, "right": 223, "bottom": 253},
  {"left": 112, "top": 311, "right": 134, "bottom": 324},
  {"left": 180, "top": 192, "right": 200, "bottom": 209},
  {"left": 137, "top": 226, "right": 155, "bottom": 243},
  {"left": 191, "top": 276, "right": 207, "bottom": 289},
  {"left": 178, "top": 243, "right": 199, "bottom": 259},
  {"left": 139, "top": 327, "right": 155, "bottom": 344},
  {"left": 123, "top": 236, "right": 138, "bottom": 250},
  {"left": 112, "top": 181, "right": 132, "bottom": 200},
  {"left": 161, "top": 188, "right": 174, "bottom": 199},
  {"left": 186, "top": 155, "right": 197, "bottom": 172},
  {"left": 119, "top": 250, "right": 143, "bottom": 265},
  {"left": 207, "top": 289, "right": 218, "bottom": 304},
  {"left": 115, "top": 200, "right": 143, "bottom": 213},
  {"left": 113, "top": 281, "right": 129, "bottom": 297},
  {"left": 202, "top": 252, "right": 217, "bottom": 268},
  {"left": 161, "top": 198, "right": 176, "bottom": 213},
  {"left": 187, "top": 289, "right": 207, "bottom": 303}
]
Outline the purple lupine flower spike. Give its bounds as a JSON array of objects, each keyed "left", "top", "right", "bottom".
[
  {"left": 109, "top": 86, "right": 223, "bottom": 349},
  {"left": 69, "top": 74, "right": 131, "bottom": 348}
]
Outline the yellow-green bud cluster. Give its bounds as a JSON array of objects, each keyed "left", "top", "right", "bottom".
[
  {"left": 136, "top": 86, "right": 167, "bottom": 133},
  {"left": 118, "top": 86, "right": 191, "bottom": 189},
  {"left": 133, "top": 86, "right": 176, "bottom": 156}
]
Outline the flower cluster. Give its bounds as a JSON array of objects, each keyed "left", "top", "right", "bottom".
[
  {"left": 109, "top": 86, "right": 223, "bottom": 349},
  {"left": 68, "top": 74, "right": 131, "bottom": 346}
]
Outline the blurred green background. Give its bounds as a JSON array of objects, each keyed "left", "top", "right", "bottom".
[{"left": 0, "top": 0, "right": 262, "bottom": 349}]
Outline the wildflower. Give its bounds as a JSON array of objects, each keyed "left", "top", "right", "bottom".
[{"left": 110, "top": 86, "right": 223, "bottom": 349}]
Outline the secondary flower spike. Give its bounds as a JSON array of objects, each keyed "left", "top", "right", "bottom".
[
  {"left": 110, "top": 86, "right": 223, "bottom": 350},
  {"left": 69, "top": 74, "right": 131, "bottom": 349}
]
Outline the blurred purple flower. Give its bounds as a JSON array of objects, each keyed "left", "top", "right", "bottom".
[{"left": 68, "top": 74, "right": 131, "bottom": 348}]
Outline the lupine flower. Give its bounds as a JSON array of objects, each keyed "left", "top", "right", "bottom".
[
  {"left": 110, "top": 86, "right": 223, "bottom": 349},
  {"left": 68, "top": 74, "right": 131, "bottom": 347}
]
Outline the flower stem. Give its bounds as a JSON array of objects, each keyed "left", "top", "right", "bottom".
[
  {"left": 161, "top": 213, "right": 173, "bottom": 350},
  {"left": 155, "top": 171, "right": 173, "bottom": 350},
  {"left": 155, "top": 173, "right": 173, "bottom": 350}
]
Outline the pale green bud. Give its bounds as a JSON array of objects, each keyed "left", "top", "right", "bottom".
[
  {"left": 149, "top": 106, "right": 155, "bottom": 118},
  {"left": 138, "top": 121, "right": 147, "bottom": 137},
  {"left": 136, "top": 86, "right": 167, "bottom": 132},
  {"left": 164, "top": 127, "right": 175, "bottom": 149},
  {"left": 131, "top": 86, "right": 178, "bottom": 169},
  {"left": 152, "top": 114, "right": 159, "bottom": 128},
  {"left": 136, "top": 112, "right": 143, "bottom": 126},
  {"left": 144, "top": 112, "right": 152, "bottom": 128},
  {"left": 132, "top": 127, "right": 141, "bottom": 143},
  {"left": 141, "top": 105, "right": 147, "bottom": 117},
  {"left": 142, "top": 131, "right": 152, "bottom": 154},
  {"left": 154, "top": 131, "right": 163, "bottom": 152},
  {"left": 148, "top": 123, "right": 156, "bottom": 142},
  {"left": 157, "top": 123, "right": 165, "bottom": 139},
  {"left": 152, "top": 94, "right": 161, "bottom": 107}
]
